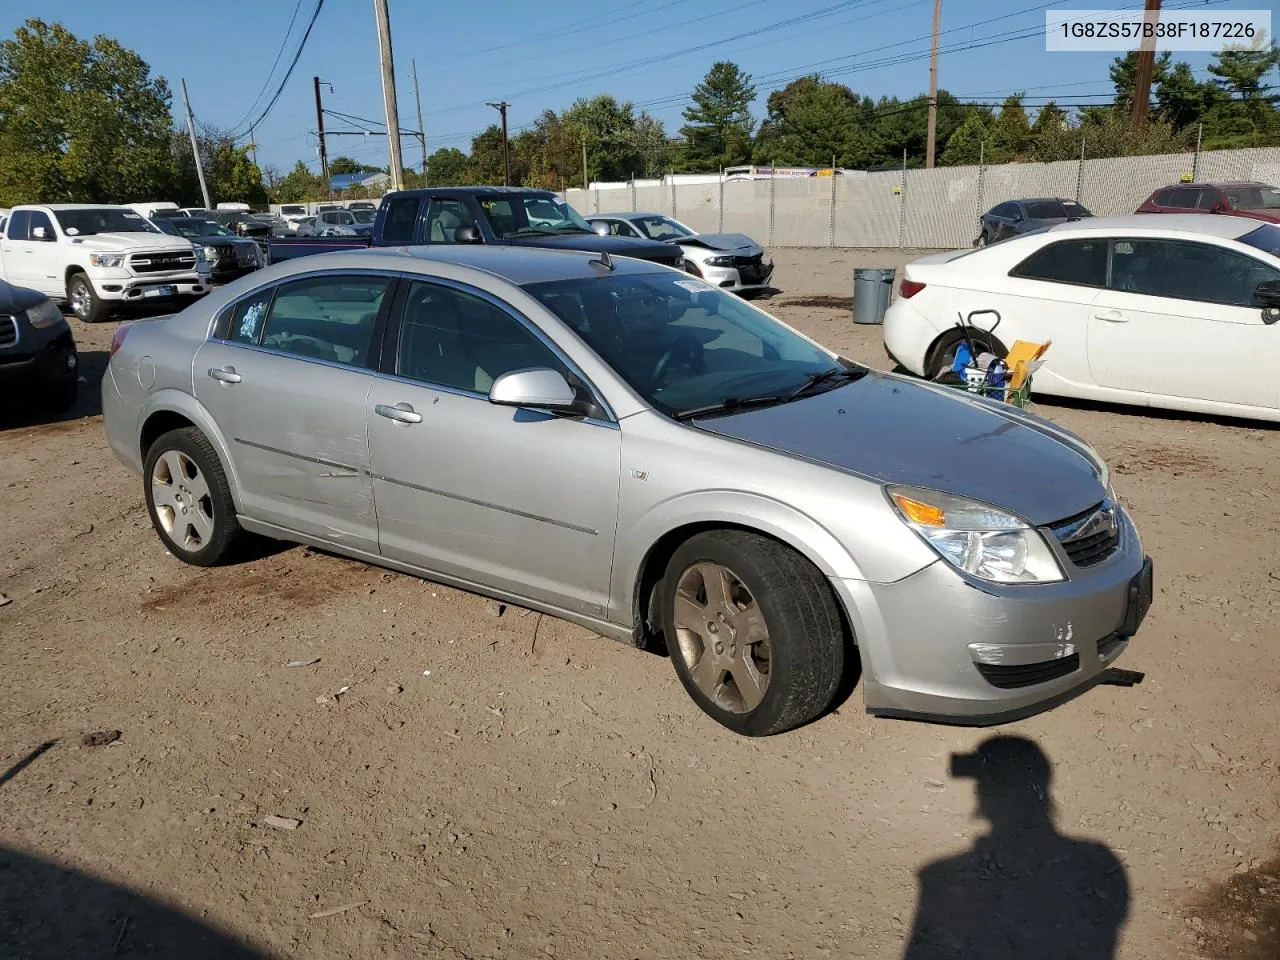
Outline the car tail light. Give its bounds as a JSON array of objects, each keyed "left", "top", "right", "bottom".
[
  {"left": 900, "top": 279, "right": 926, "bottom": 299},
  {"left": 109, "top": 323, "right": 132, "bottom": 359}
]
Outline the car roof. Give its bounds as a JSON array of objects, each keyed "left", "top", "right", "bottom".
[
  {"left": 354, "top": 244, "right": 670, "bottom": 285},
  {"left": 386, "top": 186, "right": 556, "bottom": 200},
  {"left": 589, "top": 212, "right": 668, "bottom": 220},
  {"left": 1043, "top": 214, "right": 1266, "bottom": 240},
  {"left": 24, "top": 203, "right": 135, "bottom": 211},
  {"left": 1164, "top": 181, "right": 1269, "bottom": 189}
]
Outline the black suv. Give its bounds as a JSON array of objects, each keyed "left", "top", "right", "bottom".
[{"left": 0, "top": 279, "right": 78, "bottom": 411}]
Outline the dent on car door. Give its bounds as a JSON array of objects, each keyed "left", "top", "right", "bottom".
[
  {"left": 192, "top": 273, "right": 397, "bottom": 551},
  {"left": 1087, "top": 238, "right": 1280, "bottom": 409},
  {"left": 366, "top": 278, "right": 621, "bottom": 617}
]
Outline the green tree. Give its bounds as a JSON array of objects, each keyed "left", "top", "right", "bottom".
[
  {"left": 679, "top": 61, "right": 756, "bottom": 171},
  {"left": 1032, "top": 101, "right": 1068, "bottom": 140},
  {"left": 329, "top": 156, "right": 383, "bottom": 175},
  {"left": 1109, "top": 50, "right": 1172, "bottom": 115},
  {"left": 0, "top": 19, "right": 175, "bottom": 205},
  {"left": 173, "top": 126, "right": 266, "bottom": 206},
  {"left": 1155, "top": 61, "right": 1224, "bottom": 130},
  {"left": 990, "top": 94, "right": 1033, "bottom": 160},
  {"left": 270, "top": 160, "right": 326, "bottom": 203},
  {"left": 939, "top": 111, "right": 989, "bottom": 166},
  {"left": 425, "top": 147, "right": 470, "bottom": 186},
  {"left": 467, "top": 125, "right": 512, "bottom": 185},
  {"left": 1203, "top": 37, "right": 1280, "bottom": 147},
  {"left": 869, "top": 92, "right": 971, "bottom": 168},
  {"left": 1208, "top": 36, "right": 1279, "bottom": 101},
  {"left": 754, "top": 76, "right": 876, "bottom": 167},
  {"left": 1034, "top": 111, "right": 1188, "bottom": 161}
]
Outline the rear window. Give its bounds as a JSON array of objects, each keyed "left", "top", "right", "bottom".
[
  {"left": 1168, "top": 187, "right": 1199, "bottom": 209},
  {"left": 1025, "top": 200, "right": 1067, "bottom": 220},
  {"left": 381, "top": 196, "right": 420, "bottom": 243},
  {"left": 1010, "top": 239, "right": 1108, "bottom": 287}
]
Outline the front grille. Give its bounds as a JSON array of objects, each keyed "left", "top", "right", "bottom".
[
  {"left": 734, "top": 253, "right": 767, "bottom": 282},
  {"left": 130, "top": 251, "right": 196, "bottom": 274},
  {"left": 1051, "top": 500, "right": 1120, "bottom": 568},
  {"left": 734, "top": 253, "right": 763, "bottom": 267},
  {"left": 0, "top": 314, "right": 17, "bottom": 348},
  {"left": 976, "top": 653, "right": 1080, "bottom": 689}
]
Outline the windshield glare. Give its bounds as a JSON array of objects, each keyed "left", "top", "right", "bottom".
[
  {"left": 175, "top": 219, "right": 233, "bottom": 238},
  {"left": 1025, "top": 200, "right": 1068, "bottom": 220},
  {"left": 525, "top": 272, "right": 842, "bottom": 416},
  {"left": 479, "top": 195, "right": 593, "bottom": 239},
  {"left": 1239, "top": 224, "right": 1280, "bottom": 256},
  {"left": 55, "top": 208, "right": 159, "bottom": 236},
  {"left": 637, "top": 216, "right": 694, "bottom": 241}
]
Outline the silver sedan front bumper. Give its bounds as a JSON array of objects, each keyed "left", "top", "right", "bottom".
[{"left": 833, "top": 507, "right": 1150, "bottom": 724}]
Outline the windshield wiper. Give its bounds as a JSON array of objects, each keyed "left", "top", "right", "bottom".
[
  {"left": 784, "top": 364, "right": 866, "bottom": 399},
  {"left": 672, "top": 395, "right": 791, "bottom": 421}
]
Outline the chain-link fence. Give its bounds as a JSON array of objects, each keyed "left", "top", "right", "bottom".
[{"left": 565, "top": 145, "right": 1280, "bottom": 249}]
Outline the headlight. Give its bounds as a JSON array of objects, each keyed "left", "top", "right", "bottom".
[
  {"left": 25, "top": 298, "right": 64, "bottom": 329},
  {"left": 888, "top": 484, "right": 1064, "bottom": 584},
  {"left": 202, "top": 245, "right": 220, "bottom": 263},
  {"left": 704, "top": 255, "right": 735, "bottom": 267},
  {"left": 89, "top": 253, "right": 124, "bottom": 268}
]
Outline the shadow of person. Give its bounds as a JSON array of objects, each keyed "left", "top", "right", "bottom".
[
  {"left": 903, "top": 735, "right": 1129, "bottom": 960},
  {"left": 0, "top": 844, "right": 269, "bottom": 959}
]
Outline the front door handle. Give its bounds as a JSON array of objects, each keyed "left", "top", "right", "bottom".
[
  {"left": 207, "top": 366, "right": 242, "bottom": 383},
  {"left": 375, "top": 402, "right": 423, "bottom": 425},
  {"left": 1094, "top": 309, "right": 1127, "bottom": 323}
]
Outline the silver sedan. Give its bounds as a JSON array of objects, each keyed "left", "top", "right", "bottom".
[{"left": 102, "top": 246, "right": 1152, "bottom": 735}]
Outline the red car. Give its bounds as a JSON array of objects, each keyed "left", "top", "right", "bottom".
[{"left": 1135, "top": 180, "right": 1280, "bottom": 223}]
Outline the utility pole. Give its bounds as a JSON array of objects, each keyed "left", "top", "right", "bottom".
[
  {"left": 487, "top": 101, "right": 511, "bottom": 186},
  {"left": 925, "top": 0, "right": 943, "bottom": 168},
  {"left": 411, "top": 58, "right": 427, "bottom": 184},
  {"left": 373, "top": 0, "right": 405, "bottom": 191},
  {"left": 1131, "top": 0, "right": 1163, "bottom": 131},
  {"left": 581, "top": 137, "right": 589, "bottom": 189},
  {"left": 180, "top": 79, "right": 212, "bottom": 210},
  {"left": 313, "top": 76, "right": 330, "bottom": 190}
]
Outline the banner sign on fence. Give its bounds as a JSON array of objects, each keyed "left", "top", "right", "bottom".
[{"left": 1046, "top": 9, "right": 1272, "bottom": 51}]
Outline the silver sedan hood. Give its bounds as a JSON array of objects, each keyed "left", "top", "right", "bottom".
[
  {"left": 693, "top": 374, "right": 1105, "bottom": 527},
  {"left": 680, "top": 233, "right": 763, "bottom": 255}
]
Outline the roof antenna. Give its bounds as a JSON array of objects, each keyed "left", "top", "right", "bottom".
[{"left": 589, "top": 250, "right": 614, "bottom": 272}]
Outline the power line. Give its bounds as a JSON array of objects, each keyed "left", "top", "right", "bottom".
[
  {"left": 229, "top": 0, "right": 305, "bottom": 135},
  {"left": 235, "top": 0, "right": 327, "bottom": 141}
]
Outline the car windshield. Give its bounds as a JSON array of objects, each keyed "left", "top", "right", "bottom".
[
  {"left": 1025, "top": 200, "right": 1068, "bottom": 219},
  {"left": 1062, "top": 201, "right": 1091, "bottom": 218},
  {"left": 635, "top": 216, "right": 695, "bottom": 241},
  {"left": 1239, "top": 224, "right": 1280, "bottom": 256},
  {"left": 353, "top": 210, "right": 376, "bottom": 224},
  {"left": 1224, "top": 185, "right": 1280, "bottom": 211},
  {"left": 173, "top": 219, "right": 234, "bottom": 238},
  {"left": 280, "top": 205, "right": 305, "bottom": 215},
  {"left": 525, "top": 271, "right": 851, "bottom": 417},
  {"left": 54, "top": 208, "right": 159, "bottom": 236},
  {"left": 478, "top": 194, "right": 593, "bottom": 239}
]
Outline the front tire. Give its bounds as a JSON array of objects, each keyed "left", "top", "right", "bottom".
[
  {"left": 976, "top": 231, "right": 990, "bottom": 247},
  {"left": 143, "top": 427, "right": 244, "bottom": 566},
  {"left": 67, "top": 272, "right": 110, "bottom": 324},
  {"left": 661, "top": 530, "right": 846, "bottom": 736}
]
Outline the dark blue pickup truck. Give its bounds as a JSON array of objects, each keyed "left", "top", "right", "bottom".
[{"left": 267, "top": 187, "right": 686, "bottom": 270}]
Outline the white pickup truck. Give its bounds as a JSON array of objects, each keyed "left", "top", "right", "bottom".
[{"left": 0, "top": 204, "right": 212, "bottom": 323}]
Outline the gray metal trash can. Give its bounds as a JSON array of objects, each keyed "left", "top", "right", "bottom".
[{"left": 853, "top": 267, "right": 896, "bottom": 325}]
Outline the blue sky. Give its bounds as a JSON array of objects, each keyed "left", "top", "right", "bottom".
[{"left": 0, "top": 0, "right": 1257, "bottom": 176}]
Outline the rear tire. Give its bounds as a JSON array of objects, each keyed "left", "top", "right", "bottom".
[
  {"left": 976, "top": 231, "right": 990, "bottom": 247},
  {"left": 661, "top": 530, "right": 846, "bottom": 736},
  {"left": 143, "top": 427, "right": 244, "bottom": 566},
  {"left": 925, "top": 329, "right": 1008, "bottom": 381}
]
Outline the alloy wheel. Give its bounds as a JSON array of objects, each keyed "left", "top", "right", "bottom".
[
  {"left": 672, "top": 561, "right": 771, "bottom": 713},
  {"left": 151, "top": 450, "right": 215, "bottom": 551}
]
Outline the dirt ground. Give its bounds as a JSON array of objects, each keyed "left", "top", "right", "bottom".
[{"left": 2, "top": 248, "right": 1278, "bottom": 960}]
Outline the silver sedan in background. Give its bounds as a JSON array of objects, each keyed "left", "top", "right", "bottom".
[{"left": 102, "top": 246, "right": 1151, "bottom": 735}]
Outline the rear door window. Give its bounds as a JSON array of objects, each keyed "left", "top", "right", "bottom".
[
  {"left": 381, "top": 196, "right": 421, "bottom": 243},
  {"left": 423, "top": 200, "right": 473, "bottom": 243},
  {"left": 234, "top": 275, "right": 393, "bottom": 366},
  {"left": 6, "top": 210, "right": 31, "bottom": 240},
  {"left": 1168, "top": 187, "right": 1199, "bottom": 209},
  {"left": 1010, "top": 239, "right": 1108, "bottom": 287}
]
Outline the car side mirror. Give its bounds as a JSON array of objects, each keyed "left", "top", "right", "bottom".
[
  {"left": 1256, "top": 280, "right": 1280, "bottom": 324},
  {"left": 454, "top": 224, "right": 482, "bottom": 244},
  {"left": 488, "top": 368, "right": 581, "bottom": 412},
  {"left": 32, "top": 226, "right": 50, "bottom": 240},
  {"left": 1011, "top": 213, "right": 1023, "bottom": 223}
]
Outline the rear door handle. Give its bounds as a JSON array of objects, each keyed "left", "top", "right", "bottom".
[
  {"left": 207, "top": 366, "right": 242, "bottom": 383},
  {"left": 375, "top": 402, "right": 423, "bottom": 425},
  {"left": 1094, "top": 309, "right": 1127, "bottom": 323}
]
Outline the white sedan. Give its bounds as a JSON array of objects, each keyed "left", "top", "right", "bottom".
[{"left": 884, "top": 215, "right": 1280, "bottom": 422}]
